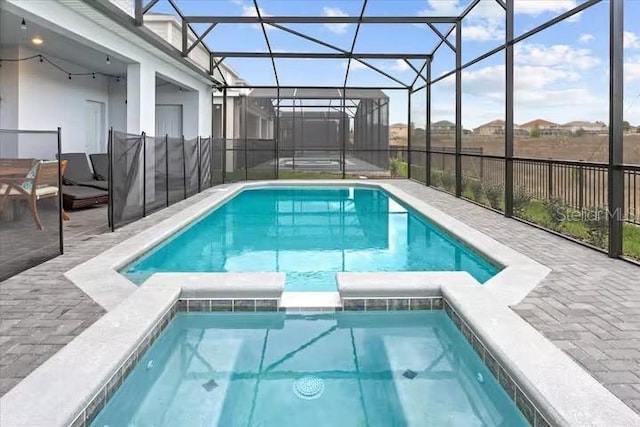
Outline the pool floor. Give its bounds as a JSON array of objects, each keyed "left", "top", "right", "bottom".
[{"left": 90, "top": 311, "right": 527, "bottom": 427}]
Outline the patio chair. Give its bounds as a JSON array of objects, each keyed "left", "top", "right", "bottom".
[
  {"left": 62, "top": 185, "right": 108, "bottom": 210},
  {"left": 0, "top": 160, "right": 66, "bottom": 229},
  {"left": 58, "top": 153, "right": 108, "bottom": 191},
  {"left": 89, "top": 153, "right": 109, "bottom": 181}
]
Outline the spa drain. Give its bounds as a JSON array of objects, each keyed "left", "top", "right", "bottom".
[{"left": 293, "top": 376, "right": 324, "bottom": 400}]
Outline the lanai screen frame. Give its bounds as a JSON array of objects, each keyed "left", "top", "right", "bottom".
[{"left": 129, "top": 0, "right": 630, "bottom": 260}]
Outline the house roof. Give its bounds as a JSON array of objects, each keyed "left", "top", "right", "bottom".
[
  {"left": 432, "top": 120, "right": 455, "bottom": 127},
  {"left": 475, "top": 119, "right": 505, "bottom": 129},
  {"left": 520, "top": 119, "right": 559, "bottom": 128},
  {"left": 390, "top": 123, "right": 407, "bottom": 128},
  {"left": 562, "top": 121, "right": 607, "bottom": 127}
]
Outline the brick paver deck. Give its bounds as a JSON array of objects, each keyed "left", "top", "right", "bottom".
[
  {"left": 1, "top": 181, "right": 639, "bottom": 414},
  {"left": 391, "top": 180, "right": 640, "bottom": 414},
  {"left": 0, "top": 192, "right": 214, "bottom": 395}
]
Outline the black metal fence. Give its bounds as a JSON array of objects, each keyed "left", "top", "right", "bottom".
[
  {"left": 407, "top": 150, "right": 640, "bottom": 227},
  {"left": 109, "top": 130, "right": 223, "bottom": 230},
  {"left": 0, "top": 128, "right": 62, "bottom": 280}
]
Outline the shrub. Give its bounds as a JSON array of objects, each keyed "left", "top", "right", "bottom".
[
  {"left": 543, "top": 197, "right": 568, "bottom": 227},
  {"left": 430, "top": 170, "right": 443, "bottom": 188},
  {"left": 543, "top": 197, "right": 569, "bottom": 228},
  {"left": 389, "top": 155, "right": 408, "bottom": 178},
  {"left": 440, "top": 170, "right": 456, "bottom": 193},
  {"left": 512, "top": 186, "right": 532, "bottom": 214},
  {"left": 582, "top": 206, "right": 609, "bottom": 248},
  {"left": 465, "top": 177, "right": 484, "bottom": 201},
  {"left": 530, "top": 125, "right": 541, "bottom": 138},
  {"left": 484, "top": 184, "right": 504, "bottom": 209}
]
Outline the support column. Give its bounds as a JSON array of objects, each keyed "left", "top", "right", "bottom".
[
  {"left": 455, "top": 20, "right": 462, "bottom": 197},
  {"left": 276, "top": 87, "right": 280, "bottom": 179},
  {"left": 505, "top": 0, "right": 514, "bottom": 217},
  {"left": 126, "top": 62, "right": 155, "bottom": 207},
  {"left": 126, "top": 63, "right": 155, "bottom": 135},
  {"left": 198, "top": 87, "right": 211, "bottom": 137},
  {"left": 608, "top": 0, "right": 624, "bottom": 257},
  {"left": 426, "top": 60, "right": 432, "bottom": 186},
  {"left": 407, "top": 88, "right": 412, "bottom": 180},
  {"left": 222, "top": 88, "right": 228, "bottom": 183}
]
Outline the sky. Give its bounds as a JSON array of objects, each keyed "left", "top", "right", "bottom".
[{"left": 158, "top": 0, "right": 640, "bottom": 129}]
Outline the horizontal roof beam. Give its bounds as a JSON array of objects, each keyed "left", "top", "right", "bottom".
[
  {"left": 211, "top": 52, "right": 431, "bottom": 59},
  {"left": 184, "top": 16, "right": 458, "bottom": 24}
]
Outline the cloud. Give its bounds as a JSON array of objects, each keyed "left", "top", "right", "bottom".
[
  {"left": 626, "top": 56, "right": 640, "bottom": 83},
  {"left": 418, "top": 0, "right": 579, "bottom": 43},
  {"left": 239, "top": 3, "right": 274, "bottom": 31},
  {"left": 390, "top": 60, "right": 410, "bottom": 72},
  {"left": 514, "top": 43, "right": 600, "bottom": 70},
  {"left": 624, "top": 32, "right": 640, "bottom": 49},
  {"left": 433, "top": 39, "right": 606, "bottom": 124},
  {"left": 420, "top": 0, "right": 577, "bottom": 18},
  {"left": 347, "top": 60, "right": 367, "bottom": 70},
  {"left": 323, "top": 7, "right": 350, "bottom": 34},
  {"left": 578, "top": 34, "right": 594, "bottom": 44},
  {"left": 463, "top": 23, "right": 504, "bottom": 41},
  {"left": 514, "top": 0, "right": 577, "bottom": 16}
]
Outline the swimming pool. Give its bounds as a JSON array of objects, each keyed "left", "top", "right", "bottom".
[
  {"left": 89, "top": 311, "right": 528, "bottom": 427},
  {"left": 122, "top": 187, "right": 500, "bottom": 290}
]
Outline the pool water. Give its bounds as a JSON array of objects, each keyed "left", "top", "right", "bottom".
[
  {"left": 123, "top": 187, "right": 500, "bottom": 290},
  {"left": 90, "top": 311, "right": 528, "bottom": 427}
]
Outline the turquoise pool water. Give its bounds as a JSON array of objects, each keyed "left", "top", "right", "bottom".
[
  {"left": 90, "top": 311, "right": 528, "bottom": 427},
  {"left": 123, "top": 187, "right": 500, "bottom": 290}
]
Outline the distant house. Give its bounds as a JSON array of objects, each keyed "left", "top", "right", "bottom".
[
  {"left": 520, "top": 119, "right": 567, "bottom": 136},
  {"left": 389, "top": 123, "right": 408, "bottom": 147},
  {"left": 561, "top": 121, "right": 608, "bottom": 135},
  {"left": 389, "top": 123, "right": 408, "bottom": 139},
  {"left": 473, "top": 119, "right": 528, "bottom": 136},
  {"left": 431, "top": 120, "right": 456, "bottom": 135}
]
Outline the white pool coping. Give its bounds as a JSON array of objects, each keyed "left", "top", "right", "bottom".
[{"left": 1, "top": 180, "right": 638, "bottom": 427}]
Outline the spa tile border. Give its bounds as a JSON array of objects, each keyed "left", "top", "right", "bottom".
[
  {"left": 68, "top": 302, "right": 179, "bottom": 427},
  {"left": 178, "top": 298, "right": 279, "bottom": 312},
  {"left": 443, "top": 300, "right": 551, "bottom": 427},
  {"left": 340, "top": 297, "right": 443, "bottom": 311}
]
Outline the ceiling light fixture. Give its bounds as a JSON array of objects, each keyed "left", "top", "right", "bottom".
[
  {"left": 31, "top": 37, "right": 43, "bottom": 45},
  {"left": 21, "top": 19, "right": 26, "bottom": 30},
  {"left": 106, "top": 55, "right": 111, "bottom": 65}
]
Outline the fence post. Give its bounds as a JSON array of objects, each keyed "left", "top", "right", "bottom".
[
  {"left": 210, "top": 136, "right": 214, "bottom": 187},
  {"left": 165, "top": 134, "right": 169, "bottom": 207},
  {"left": 182, "top": 135, "right": 187, "bottom": 200},
  {"left": 57, "top": 127, "right": 64, "bottom": 253},
  {"left": 454, "top": 19, "right": 462, "bottom": 197},
  {"left": 608, "top": 0, "right": 624, "bottom": 257},
  {"left": 108, "top": 127, "right": 114, "bottom": 231},
  {"left": 197, "top": 136, "right": 202, "bottom": 193},
  {"left": 547, "top": 161, "right": 553, "bottom": 199},
  {"left": 504, "top": 0, "right": 514, "bottom": 217},
  {"left": 578, "top": 163, "right": 584, "bottom": 209},
  {"left": 142, "top": 132, "right": 146, "bottom": 218}
]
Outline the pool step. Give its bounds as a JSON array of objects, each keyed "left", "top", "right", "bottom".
[{"left": 279, "top": 291, "right": 342, "bottom": 311}]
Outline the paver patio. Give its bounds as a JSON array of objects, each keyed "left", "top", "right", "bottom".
[{"left": 1, "top": 180, "right": 639, "bottom": 414}]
